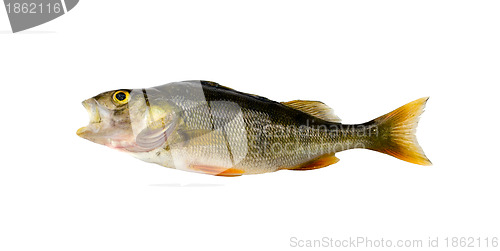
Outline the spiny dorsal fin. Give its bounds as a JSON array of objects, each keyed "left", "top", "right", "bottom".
[
  {"left": 200, "top": 80, "right": 273, "bottom": 102},
  {"left": 200, "top": 81, "right": 236, "bottom": 91},
  {"left": 281, "top": 100, "right": 341, "bottom": 123}
]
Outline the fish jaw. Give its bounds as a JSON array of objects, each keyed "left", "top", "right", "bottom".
[
  {"left": 77, "top": 98, "right": 102, "bottom": 140},
  {"left": 76, "top": 98, "right": 136, "bottom": 151}
]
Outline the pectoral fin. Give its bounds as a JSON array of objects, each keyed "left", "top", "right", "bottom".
[
  {"left": 288, "top": 153, "right": 340, "bottom": 171},
  {"left": 176, "top": 129, "right": 214, "bottom": 143}
]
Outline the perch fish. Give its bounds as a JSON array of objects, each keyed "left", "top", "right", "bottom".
[{"left": 77, "top": 80, "right": 431, "bottom": 176}]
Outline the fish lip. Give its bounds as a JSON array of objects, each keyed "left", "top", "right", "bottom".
[
  {"left": 76, "top": 126, "right": 86, "bottom": 136},
  {"left": 76, "top": 123, "right": 101, "bottom": 137},
  {"left": 77, "top": 98, "right": 101, "bottom": 137},
  {"left": 83, "top": 99, "right": 101, "bottom": 124}
]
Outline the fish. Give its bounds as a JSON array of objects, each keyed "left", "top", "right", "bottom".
[{"left": 77, "top": 80, "right": 431, "bottom": 176}]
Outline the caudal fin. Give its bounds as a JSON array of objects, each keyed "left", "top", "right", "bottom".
[{"left": 369, "top": 97, "right": 431, "bottom": 166}]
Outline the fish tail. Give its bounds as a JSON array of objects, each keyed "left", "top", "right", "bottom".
[{"left": 368, "top": 97, "right": 431, "bottom": 166}]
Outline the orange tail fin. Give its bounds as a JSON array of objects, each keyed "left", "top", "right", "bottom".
[{"left": 369, "top": 97, "right": 432, "bottom": 166}]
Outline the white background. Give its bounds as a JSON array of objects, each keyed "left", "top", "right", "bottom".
[{"left": 1, "top": 1, "right": 499, "bottom": 250}]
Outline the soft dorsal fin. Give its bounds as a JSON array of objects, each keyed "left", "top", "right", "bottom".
[{"left": 281, "top": 100, "right": 341, "bottom": 123}]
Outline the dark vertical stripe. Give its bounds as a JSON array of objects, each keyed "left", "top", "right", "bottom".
[
  {"left": 142, "top": 88, "right": 155, "bottom": 122},
  {"left": 207, "top": 101, "right": 235, "bottom": 166}
]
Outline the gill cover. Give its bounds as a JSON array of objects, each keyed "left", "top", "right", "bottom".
[{"left": 134, "top": 113, "right": 179, "bottom": 152}]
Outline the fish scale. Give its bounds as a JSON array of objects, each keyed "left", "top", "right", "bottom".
[{"left": 77, "top": 80, "right": 431, "bottom": 176}]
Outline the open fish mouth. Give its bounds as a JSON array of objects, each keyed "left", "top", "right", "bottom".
[
  {"left": 76, "top": 99, "right": 102, "bottom": 137},
  {"left": 76, "top": 98, "right": 136, "bottom": 151},
  {"left": 83, "top": 99, "right": 102, "bottom": 124}
]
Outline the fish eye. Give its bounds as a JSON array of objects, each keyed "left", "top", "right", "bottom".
[{"left": 113, "top": 91, "right": 130, "bottom": 104}]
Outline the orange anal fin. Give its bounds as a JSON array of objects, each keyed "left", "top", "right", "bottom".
[
  {"left": 288, "top": 154, "right": 339, "bottom": 171},
  {"left": 190, "top": 165, "right": 245, "bottom": 177}
]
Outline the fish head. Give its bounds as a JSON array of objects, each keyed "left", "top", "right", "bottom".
[
  {"left": 77, "top": 88, "right": 178, "bottom": 152},
  {"left": 77, "top": 89, "right": 136, "bottom": 150}
]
